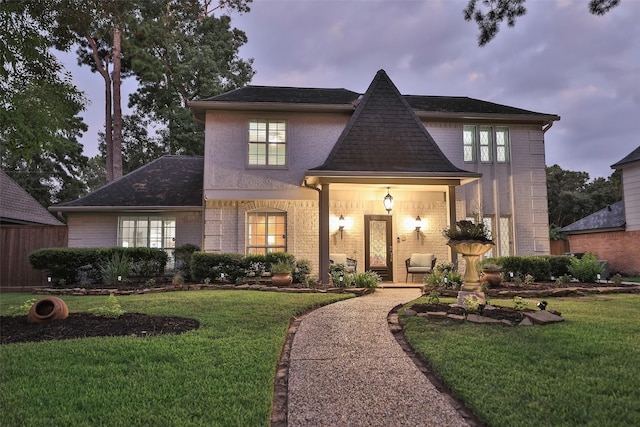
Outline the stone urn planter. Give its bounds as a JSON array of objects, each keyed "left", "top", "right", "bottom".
[
  {"left": 481, "top": 267, "right": 503, "bottom": 287},
  {"left": 271, "top": 272, "right": 293, "bottom": 287},
  {"left": 447, "top": 240, "right": 495, "bottom": 291},
  {"left": 28, "top": 297, "right": 69, "bottom": 323}
]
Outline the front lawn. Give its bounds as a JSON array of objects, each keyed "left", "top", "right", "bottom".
[
  {"left": 0, "top": 291, "right": 352, "bottom": 426},
  {"left": 401, "top": 294, "right": 640, "bottom": 427}
]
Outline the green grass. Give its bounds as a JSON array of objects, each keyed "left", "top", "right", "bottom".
[
  {"left": 401, "top": 294, "right": 640, "bottom": 427},
  {"left": 621, "top": 276, "right": 640, "bottom": 283},
  {"left": 0, "top": 291, "right": 352, "bottom": 426}
]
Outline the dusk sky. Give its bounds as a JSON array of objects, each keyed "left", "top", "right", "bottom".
[{"left": 67, "top": 0, "right": 639, "bottom": 180}]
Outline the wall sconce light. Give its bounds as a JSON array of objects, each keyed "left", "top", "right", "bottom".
[
  {"left": 338, "top": 214, "right": 345, "bottom": 239},
  {"left": 383, "top": 187, "right": 394, "bottom": 214},
  {"left": 415, "top": 216, "right": 422, "bottom": 235}
]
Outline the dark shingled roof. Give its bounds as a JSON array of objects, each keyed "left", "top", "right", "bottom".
[
  {"left": 197, "top": 81, "right": 558, "bottom": 120},
  {"left": 0, "top": 170, "right": 65, "bottom": 225},
  {"left": 612, "top": 145, "right": 640, "bottom": 169},
  {"left": 310, "top": 69, "right": 473, "bottom": 174},
  {"left": 405, "top": 95, "right": 551, "bottom": 116},
  {"left": 202, "top": 86, "right": 361, "bottom": 105},
  {"left": 51, "top": 156, "right": 203, "bottom": 210},
  {"left": 561, "top": 200, "right": 625, "bottom": 234}
]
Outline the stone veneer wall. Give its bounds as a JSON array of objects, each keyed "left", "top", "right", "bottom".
[{"left": 566, "top": 230, "right": 640, "bottom": 275}]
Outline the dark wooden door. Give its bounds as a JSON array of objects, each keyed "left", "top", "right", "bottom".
[{"left": 365, "top": 215, "right": 393, "bottom": 281}]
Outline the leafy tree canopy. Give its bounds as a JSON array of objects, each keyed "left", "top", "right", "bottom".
[
  {"left": 546, "top": 164, "right": 621, "bottom": 230},
  {"left": 465, "top": 0, "right": 621, "bottom": 45}
]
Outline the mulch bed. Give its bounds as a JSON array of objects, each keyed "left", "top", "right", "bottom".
[{"left": 0, "top": 312, "right": 199, "bottom": 345}]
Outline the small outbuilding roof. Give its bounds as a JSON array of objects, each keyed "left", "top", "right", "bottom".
[
  {"left": 50, "top": 156, "right": 204, "bottom": 212},
  {"left": 0, "top": 170, "right": 65, "bottom": 226},
  {"left": 561, "top": 200, "right": 625, "bottom": 234}
]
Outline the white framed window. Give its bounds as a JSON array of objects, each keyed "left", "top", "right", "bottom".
[
  {"left": 118, "top": 216, "right": 176, "bottom": 268},
  {"left": 463, "top": 125, "right": 476, "bottom": 162},
  {"left": 496, "top": 127, "right": 510, "bottom": 163},
  {"left": 463, "top": 125, "right": 510, "bottom": 164},
  {"left": 247, "top": 212, "right": 287, "bottom": 255},
  {"left": 248, "top": 119, "right": 287, "bottom": 167}
]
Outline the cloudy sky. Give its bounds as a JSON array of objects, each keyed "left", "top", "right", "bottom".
[{"left": 70, "top": 0, "right": 639, "bottom": 180}]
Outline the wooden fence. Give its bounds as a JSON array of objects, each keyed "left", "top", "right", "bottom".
[{"left": 0, "top": 225, "right": 67, "bottom": 290}]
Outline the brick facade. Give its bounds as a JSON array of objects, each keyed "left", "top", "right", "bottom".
[{"left": 566, "top": 230, "right": 640, "bottom": 275}]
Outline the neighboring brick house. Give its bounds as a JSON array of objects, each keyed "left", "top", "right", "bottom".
[
  {"left": 51, "top": 69, "right": 560, "bottom": 282},
  {"left": 561, "top": 145, "right": 640, "bottom": 275}
]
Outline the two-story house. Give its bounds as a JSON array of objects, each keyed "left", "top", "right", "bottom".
[{"left": 51, "top": 69, "right": 560, "bottom": 282}]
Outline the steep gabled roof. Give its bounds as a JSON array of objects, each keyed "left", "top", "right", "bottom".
[
  {"left": 309, "top": 69, "right": 476, "bottom": 175},
  {"left": 561, "top": 200, "right": 625, "bottom": 234},
  {"left": 0, "top": 170, "right": 64, "bottom": 225},
  {"left": 612, "top": 145, "right": 640, "bottom": 169},
  {"left": 50, "top": 156, "right": 203, "bottom": 212}
]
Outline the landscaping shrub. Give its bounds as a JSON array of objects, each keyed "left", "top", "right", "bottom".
[
  {"left": 100, "top": 252, "right": 131, "bottom": 286},
  {"left": 174, "top": 244, "right": 200, "bottom": 280},
  {"left": 190, "top": 252, "right": 244, "bottom": 282},
  {"left": 96, "top": 247, "right": 168, "bottom": 277},
  {"left": 265, "top": 252, "right": 295, "bottom": 270},
  {"left": 545, "top": 255, "right": 573, "bottom": 278},
  {"left": 569, "top": 252, "right": 604, "bottom": 283},
  {"left": 293, "top": 259, "right": 312, "bottom": 284},
  {"left": 29, "top": 248, "right": 96, "bottom": 285},
  {"left": 498, "top": 256, "right": 551, "bottom": 282},
  {"left": 352, "top": 271, "right": 381, "bottom": 289}
]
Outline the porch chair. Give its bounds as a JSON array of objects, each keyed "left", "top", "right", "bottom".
[
  {"left": 405, "top": 253, "right": 437, "bottom": 282},
  {"left": 329, "top": 253, "right": 357, "bottom": 273}
]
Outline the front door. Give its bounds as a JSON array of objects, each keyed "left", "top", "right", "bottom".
[{"left": 365, "top": 215, "right": 393, "bottom": 281}]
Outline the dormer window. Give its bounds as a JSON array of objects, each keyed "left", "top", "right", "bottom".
[{"left": 248, "top": 119, "right": 287, "bottom": 167}]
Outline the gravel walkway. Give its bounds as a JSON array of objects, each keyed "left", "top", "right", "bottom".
[{"left": 287, "top": 288, "right": 470, "bottom": 427}]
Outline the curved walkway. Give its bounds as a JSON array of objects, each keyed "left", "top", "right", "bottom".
[{"left": 287, "top": 288, "right": 470, "bottom": 426}]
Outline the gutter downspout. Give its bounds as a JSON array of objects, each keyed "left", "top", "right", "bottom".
[
  {"left": 543, "top": 122, "right": 554, "bottom": 134},
  {"left": 303, "top": 180, "right": 330, "bottom": 285}
]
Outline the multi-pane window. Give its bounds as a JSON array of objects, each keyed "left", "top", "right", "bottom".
[
  {"left": 247, "top": 212, "right": 287, "bottom": 255},
  {"left": 118, "top": 216, "right": 176, "bottom": 268},
  {"left": 479, "top": 126, "right": 493, "bottom": 163},
  {"left": 496, "top": 127, "right": 510, "bottom": 163},
  {"left": 463, "top": 125, "right": 476, "bottom": 162},
  {"left": 463, "top": 125, "right": 510, "bottom": 164},
  {"left": 248, "top": 119, "right": 287, "bottom": 166},
  {"left": 499, "top": 216, "right": 512, "bottom": 256}
]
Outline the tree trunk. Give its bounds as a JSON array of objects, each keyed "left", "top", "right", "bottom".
[
  {"left": 111, "top": 27, "right": 123, "bottom": 180},
  {"left": 86, "top": 35, "right": 114, "bottom": 182}
]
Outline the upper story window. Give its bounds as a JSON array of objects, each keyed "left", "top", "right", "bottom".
[
  {"left": 248, "top": 119, "right": 287, "bottom": 167},
  {"left": 463, "top": 125, "right": 510, "bottom": 164},
  {"left": 118, "top": 216, "right": 176, "bottom": 268},
  {"left": 247, "top": 211, "right": 287, "bottom": 255}
]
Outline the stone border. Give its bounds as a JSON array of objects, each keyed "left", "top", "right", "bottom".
[{"left": 32, "top": 284, "right": 375, "bottom": 297}]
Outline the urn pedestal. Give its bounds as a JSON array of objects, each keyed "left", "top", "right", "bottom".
[{"left": 447, "top": 240, "right": 495, "bottom": 295}]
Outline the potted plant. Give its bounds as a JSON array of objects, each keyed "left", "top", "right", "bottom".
[
  {"left": 443, "top": 219, "right": 494, "bottom": 292},
  {"left": 270, "top": 260, "right": 295, "bottom": 286},
  {"left": 480, "top": 262, "right": 503, "bottom": 287}
]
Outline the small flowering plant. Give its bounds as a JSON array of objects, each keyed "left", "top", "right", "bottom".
[{"left": 442, "top": 220, "right": 493, "bottom": 242}]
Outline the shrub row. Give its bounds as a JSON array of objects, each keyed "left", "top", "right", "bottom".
[
  {"left": 190, "top": 252, "right": 310, "bottom": 284},
  {"left": 482, "top": 254, "right": 603, "bottom": 283},
  {"left": 29, "top": 247, "right": 168, "bottom": 285}
]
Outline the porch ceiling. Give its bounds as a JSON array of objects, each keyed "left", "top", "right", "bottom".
[{"left": 303, "top": 171, "right": 480, "bottom": 188}]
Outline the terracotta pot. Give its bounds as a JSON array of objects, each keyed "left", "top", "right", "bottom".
[
  {"left": 271, "top": 272, "right": 292, "bottom": 287},
  {"left": 27, "top": 297, "right": 69, "bottom": 323},
  {"left": 481, "top": 269, "right": 503, "bottom": 287}
]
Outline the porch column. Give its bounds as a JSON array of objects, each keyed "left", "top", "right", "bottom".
[
  {"left": 447, "top": 185, "right": 458, "bottom": 266},
  {"left": 319, "top": 183, "right": 330, "bottom": 285}
]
